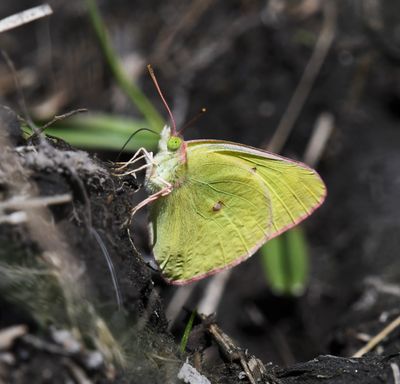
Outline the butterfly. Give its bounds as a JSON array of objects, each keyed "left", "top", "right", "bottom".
[{"left": 119, "top": 66, "right": 326, "bottom": 285}]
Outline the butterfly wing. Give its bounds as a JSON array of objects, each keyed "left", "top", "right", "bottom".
[{"left": 150, "top": 140, "right": 326, "bottom": 285}]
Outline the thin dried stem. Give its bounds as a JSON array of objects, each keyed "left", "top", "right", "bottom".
[
  {"left": 30, "top": 108, "right": 88, "bottom": 139},
  {"left": 0, "top": 194, "right": 72, "bottom": 210},
  {"left": 0, "top": 4, "right": 52, "bottom": 33},
  {"left": 353, "top": 314, "right": 400, "bottom": 358}
]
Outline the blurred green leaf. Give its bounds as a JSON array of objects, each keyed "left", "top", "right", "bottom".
[
  {"left": 260, "top": 227, "right": 309, "bottom": 296},
  {"left": 36, "top": 114, "right": 160, "bottom": 151}
]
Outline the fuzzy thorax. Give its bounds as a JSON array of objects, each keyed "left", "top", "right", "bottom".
[{"left": 145, "top": 126, "right": 187, "bottom": 193}]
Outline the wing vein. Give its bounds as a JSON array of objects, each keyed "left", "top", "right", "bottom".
[
  {"left": 190, "top": 177, "right": 265, "bottom": 211},
  {"left": 221, "top": 210, "right": 250, "bottom": 255}
]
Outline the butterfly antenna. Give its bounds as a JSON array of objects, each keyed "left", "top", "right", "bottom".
[
  {"left": 178, "top": 107, "right": 207, "bottom": 135},
  {"left": 114, "top": 127, "right": 159, "bottom": 162},
  {"left": 147, "top": 64, "right": 177, "bottom": 135}
]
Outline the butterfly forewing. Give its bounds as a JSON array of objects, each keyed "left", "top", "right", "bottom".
[{"left": 188, "top": 140, "right": 326, "bottom": 234}]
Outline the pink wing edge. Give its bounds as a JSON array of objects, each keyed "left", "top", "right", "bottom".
[{"left": 161, "top": 139, "right": 328, "bottom": 286}]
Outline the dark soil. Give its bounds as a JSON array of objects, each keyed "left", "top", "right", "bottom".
[{"left": 1, "top": 1, "right": 400, "bottom": 383}]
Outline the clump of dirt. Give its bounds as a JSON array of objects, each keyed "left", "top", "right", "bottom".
[{"left": 0, "top": 109, "right": 179, "bottom": 383}]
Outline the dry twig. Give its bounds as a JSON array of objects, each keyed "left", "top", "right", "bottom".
[
  {"left": 0, "top": 4, "right": 52, "bottom": 34},
  {"left": 0, "top": 325, "right": 28, "bottom": 350},
  {"left": 391, "top": 363, "right": 400, "bottom": 384},
  {"left": 353, "top": 314, "right": 400, "bottom": 358}
]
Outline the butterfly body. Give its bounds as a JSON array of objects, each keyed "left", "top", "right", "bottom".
[
  {"left": 145, "top": 126, "right": 187, "bottom": 193},
  {"left": 143, "top": 126, "right": 326, "bottom": 285}
]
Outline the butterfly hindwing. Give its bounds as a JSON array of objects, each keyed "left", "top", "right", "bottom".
[
  {"left": 150, "top": 140, "right": 326, "bottom": 284},
  {"left": 150, "top": 147, "right": 272, "bottom": 284}
]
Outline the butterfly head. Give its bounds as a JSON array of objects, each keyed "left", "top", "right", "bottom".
[
  {"left": 158, "top": 125, "right": 187, "bottom": 162},
  {"left": 167, "top": 136, "right": 182, "bottom": 152},
  {"left": 146, "top": 126, "right": 187, "bottom": 192},
  {"left": 159, "top": 125, "right": 183, "bottom": 150}
]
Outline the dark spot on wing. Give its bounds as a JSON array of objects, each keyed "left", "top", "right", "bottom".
[{"left": 212, "top": 201, "right": 224, "bottom": 212}]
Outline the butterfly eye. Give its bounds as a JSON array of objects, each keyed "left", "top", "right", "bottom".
[{"left": 167, "top": 136, "right": 182, "bottom": 152}]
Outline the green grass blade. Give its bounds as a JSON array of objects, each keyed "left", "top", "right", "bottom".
[
  {"left": 46, "top": 128, "right": 157, "bottom": 151},
  {"left": 25, "top": 114, "right": 159, "bottom": 151},
  {"left": 58, "top": 114, "right": 149, "bottom": 134},
  {"left": 180, "top": 310, "right": 196, "bottom": 353},
  {"left": 261, "top": 233, "right": 285, "bottom": 293},
  {"left": 285, "top": 226, "right": 309, "bottom": 295},
  {"left": 260, "top": 227, "right": 309, "bottom": 296},
  {"left": 85, "top": 0, "right": 164, "bottom": 132}
]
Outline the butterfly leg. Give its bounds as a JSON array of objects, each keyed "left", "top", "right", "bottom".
[
  {"left": 117, "top": 162, "right": 152, "bottom": 177},
  {"left": 127, "top": 184, "right": 172, "bottom": 256},
  {"left": 115, "top": 147, "right": 153, "bottom": 168},
  {"left": 130, "top": 182, "right": 172, "bottom": 219},
  {"left": 114, "top": 147, "right": 155, "bottom": 178},
  {"left": 114, "top": 147, "right": 154, "bottom": 170}
]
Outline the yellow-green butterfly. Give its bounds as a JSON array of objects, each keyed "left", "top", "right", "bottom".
[{"left": 125, "top": 66, "right": 326, "bottom": 285}]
